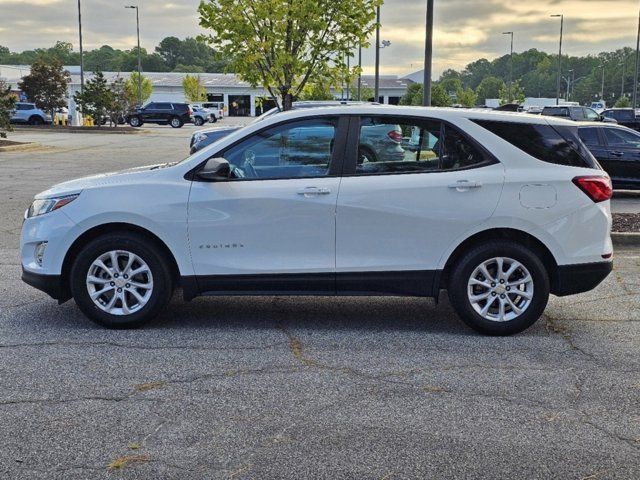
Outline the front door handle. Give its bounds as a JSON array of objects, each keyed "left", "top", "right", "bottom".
[
  {"left": 297, "top": 186, "right": 332, "bottom": 197},
  {"left": 610, "top": 151, "right": 625, "bottom": 157},
  {"left": 448, "top": 180, "right": 483, "bottom": 190}
]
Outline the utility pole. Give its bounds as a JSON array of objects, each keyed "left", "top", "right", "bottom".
[
  {"left": 621, "top": 60, "right": 626, "bottom": 98},
  {"left": 423, "top": 0, "right": 434, "bottom": 106},
  {"left": 551, "top": 14, "right": 564, "bottom": 105},
  {"left": 125, "top": 5, "right": 142, "bottom": 107},
  {"left": 502, "top": 31, "right": 514, "bottom": 102},
  {"left": 374, "top": 6, "right": 380, "bottom": 103},
  {"left": 634, "top": 5, "right": 640, "bottom": 108},
  {"left": 601, "top": 64, "right": 605, "bottom": 100}
]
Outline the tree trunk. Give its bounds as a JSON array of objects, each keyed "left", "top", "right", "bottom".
[{"left": 280, "top": 85, "right": 294, "bottom": 111}]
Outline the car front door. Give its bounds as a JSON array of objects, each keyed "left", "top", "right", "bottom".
[
  {"left": 187, "top": 116, "right": 347, "bottom": 293},
  {"left": 140, "top": 103, "right": 156, "bottom": 122},
  {"left": 602, "top": 127, "right": 640, "bottom": 188},
  {"left": 335, "top": 115, "right": 504, "bottom": 296}
]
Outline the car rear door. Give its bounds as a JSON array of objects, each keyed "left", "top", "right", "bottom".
[
  {"left": 578, "top": 126, "right": 609, "bottom": 167},
  {"left": 334, "top": 115, "right": 504, "bottom": 296},
  {"left": 187, "top": 116, "right": 348, "bottom": 293},
  {"left": 602, "top": 127, "right": 640, "bottom": 187}
]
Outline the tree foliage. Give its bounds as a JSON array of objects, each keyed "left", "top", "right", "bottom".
[
  {"left": 299, "top": 81, "right": 335, "bottom": 101},
  {"left": 73, "top": 70, "right": 113, "bottom": 126},
  {"left": 499, "top": 80, "right": 525, "bottom": 105},
  {"left": 198, "top": 0, "right": 381, "bottom": 110},
  {"left": 475, "top": 76, "right": 505, "bottom": 104},
  {"left": 456, "top": 87, "right": 478, "bottom": 107},
  {"left": 615, "top": 95, "right": 631, "bottom": 107},
  {"left": 18, "top": 58, "right": 70, "bottom": 117},
  {"left": 182, "top": 74, "right": 208, "bottom": 102},
  {"left": 124, "top": 72, "right": 153, "bottom": 106},
  {"left": 0, "top": 79, "right": 16, "bottom": 138}
]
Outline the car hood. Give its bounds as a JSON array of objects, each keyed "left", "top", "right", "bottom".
[{"left": 35, "top": 163, "right": 167, "bottom": 199}]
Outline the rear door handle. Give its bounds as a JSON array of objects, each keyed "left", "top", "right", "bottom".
[
  {"left": 610, "top": 151, "right": 625, "bottom": 157},
  {"left": 448, "top": 180, "right": 483, "bottom": 190},
  {"left": 297, "top": 186, "right": 332, "bottom": 196}
]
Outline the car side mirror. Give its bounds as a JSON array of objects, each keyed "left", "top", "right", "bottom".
[{"left": 196, "top": 157, "right": 231, "bottom": 181}]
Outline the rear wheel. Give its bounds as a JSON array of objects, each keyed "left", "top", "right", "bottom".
[
  {"left": 211, "top": 116, "right": 218, "bottom": 123},
  {"left": 29, "top": 115, "right": 44, "bottom": 125},
  {"left": 448, "top": 241, "right": 550, "bottom": 335},
  {"left": 70, "top": 233, "right": 174, "bottom": 329},
  {"left": 170, "top": 116, "right": 183, "bottom": 128}
]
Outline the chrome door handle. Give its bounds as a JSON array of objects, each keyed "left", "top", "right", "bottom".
[
  {"left": 448, "top": 180, "right": 483, "bottom": 190},
  {"left": 297, "top": 187, "right": 331, "bottom": 196},
  {"left": 610, "top": 151, "right": 624, "bottom": 157}
]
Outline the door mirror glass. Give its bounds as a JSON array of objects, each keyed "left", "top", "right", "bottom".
[{"left": 196, "top": 157, "right": 231, "bottom": 181}]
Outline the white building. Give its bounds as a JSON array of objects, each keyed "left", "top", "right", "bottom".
[{"left": 1, "top": 65, "right": 413, "bottom": 119}]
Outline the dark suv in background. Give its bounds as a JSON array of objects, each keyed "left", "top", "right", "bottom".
[
  {"left": 601, "top": 108, "right": 640, "bottom": 131},
  {"left": 541, "top": 105, "right": 613, "bottom": 123},
  {"left": 127, "top": 102, "right": 192, "bottom": 128}
]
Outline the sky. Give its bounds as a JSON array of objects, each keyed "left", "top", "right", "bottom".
[{"left": 0, "top": 0, "right": 639, "bottom": 76}]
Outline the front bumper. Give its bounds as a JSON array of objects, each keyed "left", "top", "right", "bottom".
[
  {"left": 21, "top": 268, "right": 70, "bottom": 303},
  {"left": 553, "top": 261, "right": 613, "bottom": 296}
]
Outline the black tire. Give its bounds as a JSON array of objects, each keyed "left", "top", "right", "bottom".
[
  {"left": 70, "top": 232, "right": 174, "bottom": 329},
  {"left": 128, "top": 116, "right": 142, "bottom": 127},
  {"left": 194, "top": 116, "right": 204, "bottom": 127},
  {"left": 170, "top": 116, "right": 183, "bottom": 128},
  {"left": 447, "top": 240, "right": 550, "bottom": 336},
  {"left": 29, "top": 115, "right": 44, "bottom": 125},
  {"left": 211, "top": 116, "right": 218, "bottom": 123},
  {"left": 358, "top": 145, "right": 377, "bottom": 164}
]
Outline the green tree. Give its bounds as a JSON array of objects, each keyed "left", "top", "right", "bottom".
[
  {"left": 299, "top": 81, "right": 335, "bottom": 101},
  {"left": 456, "top": 87, "right": 478, "bottom": 107},
  {"left": 73, "top": 70, "right": 114, "bottom": 127},
  {"left": 183, "top": 74, "right": 208, "bottom": 102},
  {"left": 400, "top": 83, "right": 423, "bottom": 106},
  {"left": 431, "top": 84, "right": 452, "bottom": 107},
  {"left": 475, "top": 76, "right": 504, "bottom": 104},
  {"left": 499, "top": 80, "right": 525, "bottom": 105},
  {"left": 198, "top": 0, "right": 380, "bottom": 110},
  {"left": 108, "top": 76, "right": 130, "bottom": 126},
  {"left": 124, "top": 72, "right": 153, "bottom": 106},
  {"left": 0, "top": 79, "right": 16, "bottom": 138},
  {"left": 615, "top": 95, "right": 631, "bottom": 107},
  {"left": 18, "top": 58, "right": 70, "bottom": 118}
]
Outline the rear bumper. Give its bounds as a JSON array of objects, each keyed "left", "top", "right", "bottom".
[
  {"left": 21, "top": 268, "right": 70, "bottom": 303},
  {"left": 553, "top": 261, "right": 613, "bottom": 296}
]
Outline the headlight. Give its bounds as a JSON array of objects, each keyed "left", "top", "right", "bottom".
[{"left": 27, "top": 194, "right": 79, "bottom": 218}]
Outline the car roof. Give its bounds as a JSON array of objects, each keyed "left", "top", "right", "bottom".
[
  {"left": 575, "top": 121, "right": 637, "bottom": 131},
  {"left": 258, "top": 105, "right": 575, "bottom": 126}
]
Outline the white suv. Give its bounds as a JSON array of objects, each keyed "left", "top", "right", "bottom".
[{"left": 21, "top": 107, "right": 613, "bottom": 335}]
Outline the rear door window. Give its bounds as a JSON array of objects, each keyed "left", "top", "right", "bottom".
[
  {"left": 473, "top": 120, "right": 600, "bottom": 169},
  {"left": 578, "top": 127, "right": 601, "bottom": 146}
]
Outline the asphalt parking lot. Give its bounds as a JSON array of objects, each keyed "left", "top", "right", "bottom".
[{"left": 1, "top": 125, "right": 639, "bottom": 479}]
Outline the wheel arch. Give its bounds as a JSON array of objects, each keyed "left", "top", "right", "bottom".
[
  {"left": 439, "top": 228, "right": 560, "bottom": 294},
  {"left": 60, "top": 222, "right": 181, "bottom": 300}
]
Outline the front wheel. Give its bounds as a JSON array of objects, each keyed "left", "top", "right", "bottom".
[
  {"left": 70, "top": 233, "right": 174, "bottom": 328},
  {"left": 448, "top": 241, "right": 550, "bottom": 336},
  {"left": 128, "top": 116, "right": 142, "bottom": 127},
  {"left": 194, "top": 116, "right": 204, "bottom": 126}
]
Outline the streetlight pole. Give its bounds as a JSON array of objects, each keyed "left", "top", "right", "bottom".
[
  {"left": 634, "top": 5, "right": 640, "bottom": 108},
  {"left": 423, "top": 0, "right": 434, "bottom": 106},
  {"left": 125, "top": 5, "right": 142, "bottom": 107},
  {"left": 77, "top": 0, "right": 84, "bottom": 93},
  {"left": 620, "top": 60, "right": 626, "bottom": 98},
  {"left": 502, "top": 31, "right": 514, "bottom": 102},
  {"left": 600, "top": 64, "right": 605, "bottom": 100},
  {"left": 374, "top": 6, "right": 380, "bottom": 103},
  {"left": 551, "top": 14, "right": 564, "bottom": 105}
]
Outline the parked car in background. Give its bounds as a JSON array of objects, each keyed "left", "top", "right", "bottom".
[
  {"left": 10, "top": 102, "right": 52, "bottom": 125},
  {"left": 190, "top": 105, "right": 216, "bottom": 126},
  {"left": 578, "top": 123, "right": 640, "bottom": 190},
  {"left": 541, "top": 105, "right": 615, "bottom": 123},
  {"left": 601, "top": 108, "right": 640, "bottom": 131},
  {"left": 21, "top": 107, "right": 613, "bottom": 335},
  {"left": 590, "top": 101, "right": 607, "bottom": 113},
  {"left": 199, "top": 102, "right": 224, "bottom": 120},
  {"left": 127, "top": 102, "right": 192, "bottom": 128},
  {"left": 189, "top": 101, "right": 378, "bottom": 154}
]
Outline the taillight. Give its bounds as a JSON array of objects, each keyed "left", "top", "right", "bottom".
[
  {"left": 572, "top": 176, "right": 612, "bottom": 203},
  {"left": 387, "top": 130, "right": 402, "bottom": 143}
]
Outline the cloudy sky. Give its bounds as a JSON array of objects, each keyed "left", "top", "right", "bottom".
[{"left": 0, "top": 0, "right": 638, "bottom": 76}]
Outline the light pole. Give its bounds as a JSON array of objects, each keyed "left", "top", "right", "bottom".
[
  {"left": 620, "top": 60, "right": 626, "bottom": 99},
  {"left": 551, "top": 14, "right": 564, "bottom": 105},
  {"left": 502, "top": 31, "right": 514, "bottom": 102},
  {"left": 634, "top": 5, "right": 640, "bottom": 108},
  {"left": 423, "top": 0, "right": 434, "bottom": 106},
  {"left": 125, "top": 5, "right": 142, "bottom": 107},
  {"left": 77, "top": 0, "right": 84, "bottom": 93},
  {"left": 600, "top": 64, "right": 605, "bottom": 100},
  {"left": 374, "top": 6, "right": 380, "bottom": 103}
]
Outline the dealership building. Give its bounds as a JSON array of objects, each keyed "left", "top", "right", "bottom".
[{"left": 0, "top": 64, "right": 414, "bottom": 119}]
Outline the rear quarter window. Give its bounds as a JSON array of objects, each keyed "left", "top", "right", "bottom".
[{"left": 472, "top": 120, "right": 600, "bottom": 169}]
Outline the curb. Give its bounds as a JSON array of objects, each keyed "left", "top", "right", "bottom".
[
  {"left": 613, "top": 190, "right": 640, "bottom": 199},
  {"left": 12, "top": 126, "right": 141, "bottom": 135},
  {"left": 0, "top": 142, "right": 47, "bottom": 153},
  {"left": 612, "top": 232, "right": 640, "bottom": 247}
]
